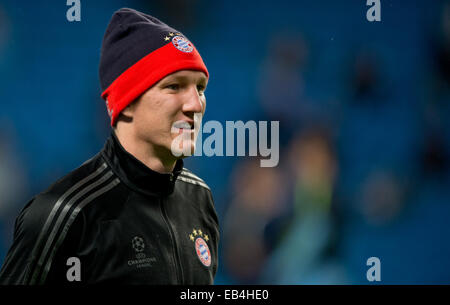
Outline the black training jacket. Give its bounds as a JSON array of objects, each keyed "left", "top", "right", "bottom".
[{"left": 0, "top": 132, "right": 219, "bottom": 285}]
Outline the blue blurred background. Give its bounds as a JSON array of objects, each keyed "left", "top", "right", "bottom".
[{"left": 0, "top": 0, "right": 449, "bottom": 284}]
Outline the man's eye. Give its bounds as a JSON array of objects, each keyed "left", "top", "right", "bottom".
[
  {"left": 166, "top": 84, "right": 179, "bottom": 90},
  {"left": 197, "top": 85, "right": 205, "bottom": 94}
]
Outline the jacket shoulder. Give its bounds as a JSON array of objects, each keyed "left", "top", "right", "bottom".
[{"left": 21, "top": 155, "right": 108, "bottom": 228}]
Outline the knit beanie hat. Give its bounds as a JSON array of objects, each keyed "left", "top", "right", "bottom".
[{"left": 99, "top": 8, "right": 209, "bottom": 126}]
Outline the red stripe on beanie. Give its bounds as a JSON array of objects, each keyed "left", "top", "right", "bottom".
[{"left": 101, "top": 41, "right": 209, "bottom": 126}]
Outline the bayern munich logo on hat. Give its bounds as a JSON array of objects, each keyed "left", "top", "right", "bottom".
[
  {"left": 172, "top": 35, "right": 194, "bottom": 53},
  {"left": 195, "top": 237, "right": 211, "bottom": 267}
]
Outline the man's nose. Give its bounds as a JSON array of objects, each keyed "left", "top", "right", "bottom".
[{"left": 183, "top": 86, "right": 204, "bottom": 113}]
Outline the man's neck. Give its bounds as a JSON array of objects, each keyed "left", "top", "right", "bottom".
[{"left": 113, "top": 129, "right": 177, "bottom": 174}]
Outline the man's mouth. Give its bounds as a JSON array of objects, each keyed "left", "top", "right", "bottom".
[{"left": 172, "top": 121, "right": 194, "bottom": 132}]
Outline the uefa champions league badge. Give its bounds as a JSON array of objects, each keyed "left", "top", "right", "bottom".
[
  {"left": 189, "top": 228, "right": 211, "bottom": 267},
  {"left": 172, "top": 35, "right": 194, "bottom": 53}
]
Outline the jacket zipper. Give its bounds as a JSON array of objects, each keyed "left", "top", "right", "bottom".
[{"left": 159, "top": 198, "right": 184, "bottom": 284}]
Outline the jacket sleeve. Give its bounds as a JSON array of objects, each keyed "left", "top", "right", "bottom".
[
  {"left": 0, "top": 198, "right": 38, "bottom": 284},
  {"left": 205, "top": 189, "right": 220, "bottom": 280}
]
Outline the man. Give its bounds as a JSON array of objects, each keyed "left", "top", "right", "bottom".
[{"left": 0, "top": 8, "right": 219, "bottom": 284}]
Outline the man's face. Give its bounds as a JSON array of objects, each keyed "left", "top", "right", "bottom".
[{"left": 129, "top": 70, "right": 207, "bottom": 158}]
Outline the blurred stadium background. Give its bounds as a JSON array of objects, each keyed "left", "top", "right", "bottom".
[{"left": 0, "top": 0, "right": 449, "bottom": 284}]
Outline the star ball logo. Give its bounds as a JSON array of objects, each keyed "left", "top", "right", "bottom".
[
  {"left": 132, "top": 236, "right": 145, "bottom": 253},
  {"left": 128, "top": 236, "right": 156, "bottom": 268},
  {"left": 189, "top": 228, "right": 211, "bottom": 267}
]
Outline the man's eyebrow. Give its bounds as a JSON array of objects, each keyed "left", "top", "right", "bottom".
[{"left": 165, "top": 74, "right": 208, "bottom": 84}]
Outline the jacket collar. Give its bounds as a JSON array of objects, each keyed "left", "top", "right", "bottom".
[{"left": 101, "top": 131, "right": 183, "bottom": 196}]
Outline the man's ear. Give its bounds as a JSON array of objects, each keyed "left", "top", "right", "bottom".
[
  {"left": 115, "top": 101, "right": 136, "bottom": 125},
  {"left": 121, "top": 102, "right": 135, "bottom": 118}
]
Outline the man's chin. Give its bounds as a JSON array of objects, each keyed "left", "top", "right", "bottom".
[{"left": 170, "top": 142, "right": 196, "bottom": 158}]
